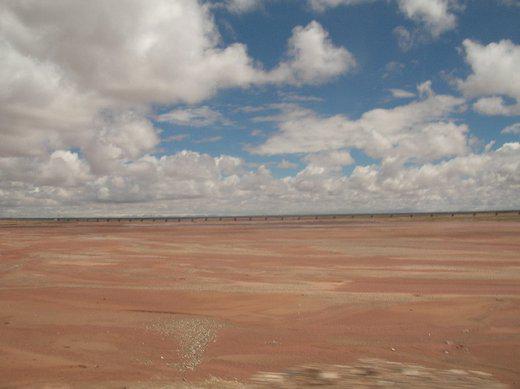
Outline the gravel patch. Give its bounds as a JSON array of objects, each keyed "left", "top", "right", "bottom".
[{"left": 147, "top": 316, "right": 225, "bottom": 371}]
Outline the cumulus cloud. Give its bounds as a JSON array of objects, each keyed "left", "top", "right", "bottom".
[
  {"left": 304, "top": 150, "right": 354, "bottom": 171},
  {"left": 287, "top": 143, "right": 519, "bottom": 213},
  {"left": 458, "top": 39, "right": 520, "bottom": 115},
  {"left": 310, "top": 0, "right": 459, "bottom": 38},
  {"left": 1, "top": 1, "right": 352, "bottom": 106},
  {"left": 0, "top": 0, "right": 357, "bottom": 215},
  {"left": 253, "top": 85, "right": 468, "bottom": 166},
  {"left": 396, "top": 0, "right": 458, "bottom": 37},
  {"left": 0, "top": 0, "right": 518, "bottom": 216},
  {"left": 4, "top": 143, "right": 520, "bottom": 215},
  {"left": 1, "top": 0, "right": 251, "bottom": 106},
  {"left": 39, "top": 151, "right": 92, "bottom": 188},
  {"left": 83, "top": 113, "right": 160, "bottom": 175},
  {"left": 502, "top": 122, "right": 520, "bottom": 135},
  {"left": 268, "top": 21, "right": 356, "bottom": 85},
  {"left": 1, "top": 143, "right": 519, "bottom": 216},
  {"left": 473, "top": 97, "right": 520, "bottom": 116},
  {"left": 0, "top": 1, "right": 353, "bottom": 161}
]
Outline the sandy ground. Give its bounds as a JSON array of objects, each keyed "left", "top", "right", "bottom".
[{"left": 0, "top": 216, "right": 519, "bottom": 387}]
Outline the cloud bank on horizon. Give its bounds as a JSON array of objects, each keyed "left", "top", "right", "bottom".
[{"left": 0, "top": 0, "right": 519, "bottom": 216}]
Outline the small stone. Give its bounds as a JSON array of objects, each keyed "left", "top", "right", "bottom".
[{"left": 391, "top": 347, "right": 396, "bottom": 352}]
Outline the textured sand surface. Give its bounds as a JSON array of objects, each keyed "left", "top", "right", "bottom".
[{"left": 0, "top": 216, "right": 519, "bottom": 387}]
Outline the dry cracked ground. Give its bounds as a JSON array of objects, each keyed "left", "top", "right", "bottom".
[{"left": 0, "top": 214, "right": 519, "bottom": 387}]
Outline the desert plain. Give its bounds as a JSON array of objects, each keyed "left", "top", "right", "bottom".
[{"left": 0, "top": 214, "right": 519, "bottom": 387}]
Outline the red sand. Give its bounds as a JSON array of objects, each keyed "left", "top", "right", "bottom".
[{"left": 0, "top": 217, "right": 519, "bottom": 387}]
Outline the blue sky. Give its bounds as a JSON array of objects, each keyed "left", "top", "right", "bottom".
[
  {"left": 0, "top": 0, "right": 519, "bottom": 216},
  {"left": 154, "top": 0, "right": 519, "bottom": 176}
]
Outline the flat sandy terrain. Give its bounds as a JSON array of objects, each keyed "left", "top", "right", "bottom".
[{"left": 0, "top": 216, "right": 519, "bottom": 387}]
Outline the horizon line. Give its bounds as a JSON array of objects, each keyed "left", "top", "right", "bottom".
[{"left": 1, "top": 209, "right": 519, "bottom": 221}]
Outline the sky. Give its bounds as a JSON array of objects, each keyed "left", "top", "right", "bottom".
[{"left": 0, "top": 0, "right": 519, "bottom": 217}]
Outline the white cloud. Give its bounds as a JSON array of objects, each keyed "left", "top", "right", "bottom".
[
  {"left": 268, "top": 21, "right": 356, "bottom": 85},
  {"left": 253, "top": 86, "right": 467, "bottom": 166},
  {"left": 389, "top": 88, "right": 416, "bottom": 99},
  {"left": 297, "top": 143, "right": 519, "bottom": 212},
  {"left": 304, "top": 150, "right": 354, "bottom": 171},
  {"left": 308, "top": 0, "right": 373, "bottom": 12},
  {"left": 223, "top": 0, "right": 263, "bottom": 13},
  {"left": 1, "top": 144, "right": 519, "bottom": 216},
  {"left": 83, "top": 113, "right": 160, "bottom": 175},
  {"left": 397, "top": 0, "right": 458, "bottom": 37},
  {"left": 0, "top": 1, "right": 518, "bottom": 216},
  {"left": 417, "top": 80, "right": 433, "bottom": 97},
  {"left": 312, "top": 0, "right": 459, "bottom": 53},
  {"left": 0, "top": 1, "right": 353, "bottom": 165},
  {"left": 157, "top": 106, "right": 231, "bottom": 127},
  {"left": 1, "top": 0, "right": 258, "bottom": 106},
  {"left": 310, "top": 0, "right": 459, "bottom": 38},
  {"left": 458, "top": 39, "right": 520, "bottom": 115},
  {"left": 473, "top": 96, "right": 520, "bottom": 116},
  {"left": 0, "top": 1, "right": 357, "bottom": 214},
  {"left": 502, "top": 122, "right": 520, "bottom": 135},
  {"left": 39, "top": 151, "right": 92, "bottom": 188}
]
